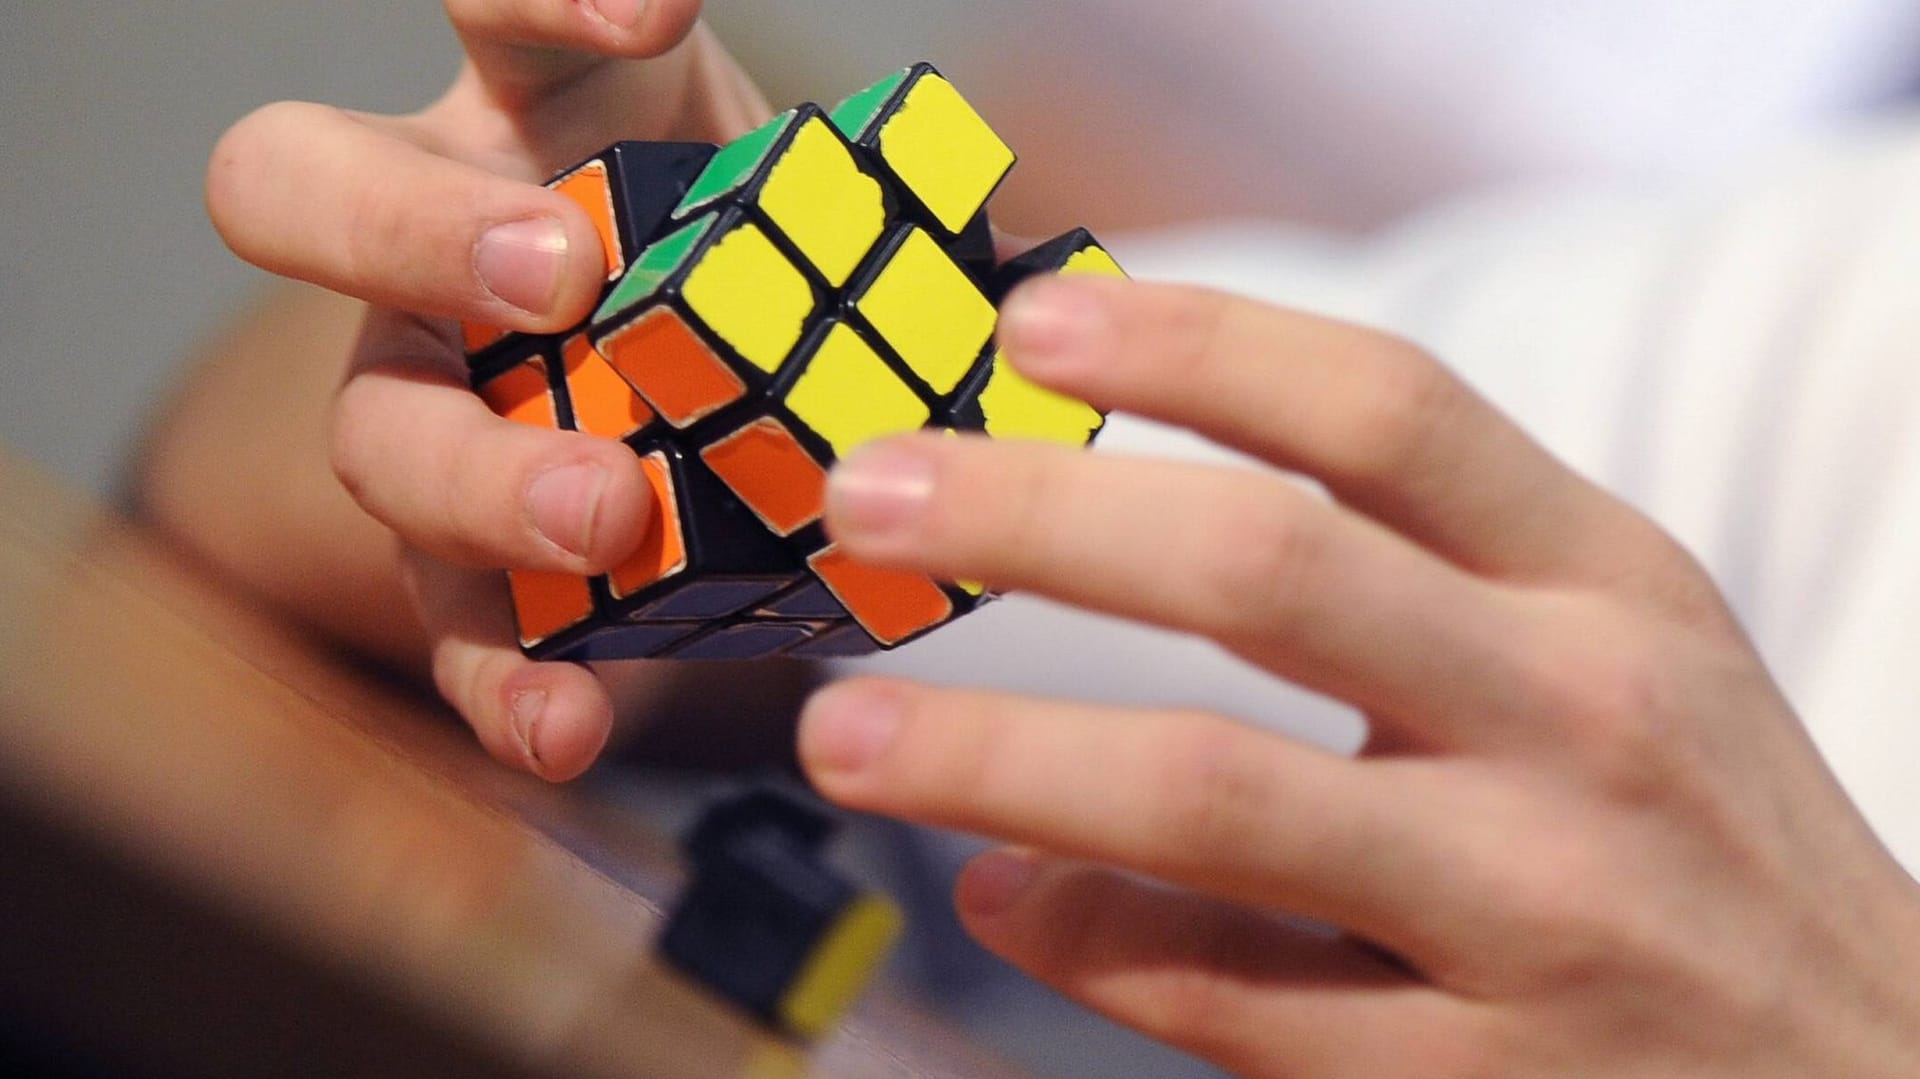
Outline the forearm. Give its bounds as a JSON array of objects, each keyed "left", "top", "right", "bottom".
[{"left": 130, "top": 282, "right": 428, "bottom": 673}]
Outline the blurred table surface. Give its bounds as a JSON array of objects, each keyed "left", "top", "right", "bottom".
[{"left": 0, "top": 446, "right": 1025, "bottom": 1079}]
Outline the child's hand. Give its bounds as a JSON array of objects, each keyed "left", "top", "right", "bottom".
[
  {"left": 800, "top": 276, "right": 1920, "bottom": 1075},
  {"left": 203, "top": 2, "right": 770, "bottom": 780}
]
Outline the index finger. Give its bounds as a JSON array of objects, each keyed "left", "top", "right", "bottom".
[
  {"left": 995, "top": 277, "right": 1694, "bottom": 598},
  {"left": 206, "top": 102, "right": 609, "bottom": 331}
]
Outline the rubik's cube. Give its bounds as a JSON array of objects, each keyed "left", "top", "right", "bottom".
[
  {"left": 466, "top": 63, "right": 1125, "bottom": 662},
  {"left": 660, "top": 787, "right": 902, "bottom": 1040}
]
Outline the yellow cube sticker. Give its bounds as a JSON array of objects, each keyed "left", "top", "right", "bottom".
[
  {"left": 853, "top": 227, "right": 996, "bottom": 395},
  {"left": 784, "top": 323, "right": 930, "bottom": 458},
  {"left": 975, "top": 347, "right": 1104, "bottom": 445},
  {"left": 682, "top": 221, "right": 815, "bottom": 374},
  {"left": 759, "top": 117, "right": 888, "bottom": 288},
  {"left": 875, "top": 73, "right": 1014, "bottom": 234}
]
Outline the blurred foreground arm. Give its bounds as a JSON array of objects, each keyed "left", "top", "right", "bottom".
[{"left": 134, "top": 283, "right": 423, "bottom": 669}]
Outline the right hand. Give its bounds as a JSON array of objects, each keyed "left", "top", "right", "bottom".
[{"left": 205, "top": 2, "right": 771, "bottom": 780}]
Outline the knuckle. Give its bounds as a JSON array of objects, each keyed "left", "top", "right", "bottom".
[
  {"left": 1436, "top": 838, "right": 1635, "bottom": 1006},
  {"left": 332, "top": 373, "right": 502, "bottom": 565},
  {"left": 923, "top": 700, "right": 1056, "bottom": 838},
  {"left": 1143, "top": 719, "right": 1272, "bottom": 863},
  {"left": 436, "top": 421, "right": 511, "bottom": 562},
  {"left": 1001, "top": 458, "right": 1063, "bottom": 558},
  {"left": 328, "top": 376, "right": 381, "bottom": 507},
  {"left": 1626, "top": 520, "right": 1745, "bottom": 632},
  {"left": 1194, "top": 481, "right": 1321, "bottom": 642},
  {"left": 1573, "top": 651, "right": 1676, "bottom": 788},
  {"left": 427, "top": 633, "right": 488, "bottom": 726},
  {"left": 953, "top": 442, "right": 1069, "bottom": 574},
  {"left": 1339, "top": 334, "right": 1465, "bottom": 482},
  {"left": 1493, "top": 853, "right": 1622, "bottom": 983},
  {"left": 458, "top": 653, "right": 521, "bottom": 754},
  {"left": 205, "top": 101, "right": 313, "bottom": 259},
  {"left": 338, "top": 180, "right": 429, "bottom": 298},
  {"left": 1154, "top": 286, "right": 1241, "bottom": 386},
  {"left": 1520, "top": 617, "right": 1690, "bottom": 801},
  {"left": 1023, "top": 866, "right": 1119, "bottom": 978}
]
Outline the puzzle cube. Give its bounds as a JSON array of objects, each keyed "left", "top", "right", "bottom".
[
  {"left": 467, "top": 63, "right": 1126, "bottom": 662},
  {"left": 659, "top": 788, "right": 903, "bottom": 1041}
]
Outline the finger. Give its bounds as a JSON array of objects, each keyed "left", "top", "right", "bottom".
[
  {"left": 444, "top": 0, "right": 705, "bottom": 102},
  {"left": 800, "top": 679, "right": 1455, "bottom": 961},
  {"left": 995, "top": 276, "right": 1673, "bottom": 588},
  {"left": 207, "top": 101, "right": 607, "bottom": 329},
  {"left": 333, "top": 311, "right": 654, "bottom": 573},
  {"left": 825, "top": 435, "right": 1527, "bottom": 744},
  {"left": 991, "top": 226, "right": 1041, "bottom": 263},
  {"left": 427, "top": 24, "right": 773, "bottom": 169},
  {"left": 955, "top": 852, "right": 1473, "bottom": 1079},
  {"left": 405, "top": 551, "right": 613, "bottom": 781}
]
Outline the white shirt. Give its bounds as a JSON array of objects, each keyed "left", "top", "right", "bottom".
[
  {"left": 773, "top": 2, "right": 1920, "bottom": 225},
  {"left": 839, "top": 112, "right": 1920, "bottom": 872}
]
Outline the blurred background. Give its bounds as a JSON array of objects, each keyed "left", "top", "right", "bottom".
[
  {"left": 6, "top": 2, "right": 1920, "bottom": 1076},
  {"left": 7, "top": 0, "right": 1920, "bottom": 498}
]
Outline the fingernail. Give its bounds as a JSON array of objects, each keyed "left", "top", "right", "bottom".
[
  {"left": 590, "top": 0, "right": 646, "bottom": 29},
  {"left": 800, "top": 683, "right": 902, "bottom": 777},
  {"left": 526, "top": 462, "right": 607, "bottom": 559},
  {"left": 511, "top": 689, "right": 548, "bottom": 765},
  {"left": 997, "top": 277, "right": 1110, "bottom": 372},
  {"left": 827, "top": 442, "right": 936, "bottom": 545},
  {"left": 958, "top": 849, "right": 1040, "bottom": 919},
  {"left": 475, "top": 217, "right": 568, "bottom": 316}
]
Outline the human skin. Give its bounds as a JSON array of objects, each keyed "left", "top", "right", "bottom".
[
  {"left": 175, "top": 0, "right": 772, "bottom": 780},
  {"left": 800, "top": 274, "right": 1920, "bottom": 1075},
  {"left": 162, "top": 2, "right": 1920, "bottom": 1071}
]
